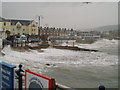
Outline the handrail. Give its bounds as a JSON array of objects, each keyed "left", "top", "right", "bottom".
[{"left": 15, "top": 64, "right": 105, "bottom": 90}]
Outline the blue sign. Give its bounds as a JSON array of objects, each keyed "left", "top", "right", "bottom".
[{"left": 0, "top": 62, "right": 16, "bottom": 90}]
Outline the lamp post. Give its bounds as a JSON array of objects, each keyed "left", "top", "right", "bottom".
[
  {"left": 38, "top": 16, "right": 40, "bottom": 29},
  {"left": 38, "top": 16, "right": 41, "bottom": 41}
]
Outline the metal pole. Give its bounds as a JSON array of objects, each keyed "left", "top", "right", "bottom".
[
  {"left": 38, "top": 16, "right": 41, "bottom": 40},
  {"left": 16, "top": 64, "right": 24, "bottom": 90},
  {"left": 38, "top": 16, "right": 40, "bottom": 28}
]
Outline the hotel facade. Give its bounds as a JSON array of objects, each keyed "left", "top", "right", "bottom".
[{"left": 0, "top": 17, "right": 39, "bottom": 36}]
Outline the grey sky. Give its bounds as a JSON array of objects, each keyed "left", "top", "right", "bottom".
[
  {"left": 2, "top": 2, "right": 118, "bottom": 30},
  {"left": 0, "top": 1, "right": 2, "bottom": 17}
]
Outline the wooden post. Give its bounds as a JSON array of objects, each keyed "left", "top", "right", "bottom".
[
  {"left": 51, "top": 78, "right": 56, "bottom": 90},
  {"left": 73, "top": 42, "right": 74, "bottom": 47},
  {"left": 17, "top": 40, "right": 18, "bottom": 47},
  {"left": 21, "top": 41, "right": 23, "bottom": 47}
]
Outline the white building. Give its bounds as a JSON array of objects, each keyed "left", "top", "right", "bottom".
[{"left": 80, "top": 31, "right": 101, "bottom": 40}]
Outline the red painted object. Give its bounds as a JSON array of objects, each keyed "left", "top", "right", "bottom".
[{"left": 25, "top": 69, "right": 53, "bottom": 90}]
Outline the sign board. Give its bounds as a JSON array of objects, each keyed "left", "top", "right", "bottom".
[
  {"left": 25, "top": 69, "right": 53, "bottom": 90},
  {"left": 0, "top": 62, "right": 16, "bottom": 90}
]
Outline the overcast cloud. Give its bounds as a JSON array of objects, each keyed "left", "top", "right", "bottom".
[{"left": 2, "top": 2, "right": 118, "bottom": 30}]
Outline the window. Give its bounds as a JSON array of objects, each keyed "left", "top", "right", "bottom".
[
  {"left": 4, "top": 22, "right": 6, "bottom": 26},
  {"left": 32, "top": 24, "right": 36, "bottom": 27},
  {"left": 16, "top": 24, "right": 21, "bottom": 29}
]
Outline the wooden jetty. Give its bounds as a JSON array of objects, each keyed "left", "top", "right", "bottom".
[
  {"left": 26, "top": 42, "right": 49, "bottom": 50},
  {"left": 53, "top": 46, "right": 98, "bottom": 52}
]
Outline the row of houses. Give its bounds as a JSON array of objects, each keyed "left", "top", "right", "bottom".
[
  {"left": 0, "top": 17, "right": 102, "bottom": 39},
  {"left": 0, "top": 17, "right": 78, "bottom": 37},
  {"left": 0, "top": 17, "right": 102, "bottom": 49},
  {"left": 0, "top": 17, "right": 79, "bottom": 40},
  {"left": 40, "top": 27, "right": 75, "bottom": 37}
]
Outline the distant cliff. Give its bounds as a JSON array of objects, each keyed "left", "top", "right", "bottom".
[{"left": 79, "top": 25, "right": 118, "bottom": 32}]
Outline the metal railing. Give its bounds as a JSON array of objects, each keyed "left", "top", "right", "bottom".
[{"left": 15, "top": 64, "right": 105, "bottom": 90}]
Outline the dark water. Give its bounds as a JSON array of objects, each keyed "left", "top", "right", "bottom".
[
  {"left": 43, "top": 65, "right": 118, "bottom": 88},
  {"left": 43, "top": 47, "right": 118, "bottom": 88}
]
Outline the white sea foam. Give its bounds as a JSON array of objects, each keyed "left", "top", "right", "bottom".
[
  {"left": 78, "top": 39, "right": 118, "bottom": 49},
  {"left": 0, "top": 39, "right": 118, "bottom": 73}
]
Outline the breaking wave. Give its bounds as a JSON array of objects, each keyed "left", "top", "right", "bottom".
[{"left": 0, "top": 39, "right": 118, "bottom": 73}]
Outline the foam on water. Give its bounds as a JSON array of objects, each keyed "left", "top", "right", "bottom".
[
  {"left": 78, "top": 39, "right": 118, "bottom": 49},
  {"left": 0, "top": 39, "right": 118, "bottom": 73}
]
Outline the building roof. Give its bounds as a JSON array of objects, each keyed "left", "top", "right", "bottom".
[
  {"left": 6, "top": 19, "right": 33, "bottom": 26},
  {"left": 0, "top": 17, "right": 33, "bottom": 26},
  {"left": 0, "top": 17, "right": 6, "bottom": 22}
]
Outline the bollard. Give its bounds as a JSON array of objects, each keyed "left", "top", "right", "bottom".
[
  {"left": 99, "top": 85, "right": 105, "bottom": 90},
  {"left": 16, "top": 64, "right": 24, "bottom": 90}
]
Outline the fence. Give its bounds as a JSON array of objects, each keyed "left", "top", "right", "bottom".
[{"left": 0, "top": 62, "right": 106, "bottom": 90}]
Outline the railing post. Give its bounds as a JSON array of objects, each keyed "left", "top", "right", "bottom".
[{"left": 15, "top": 64, "right": 24, "bottom": 90}]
